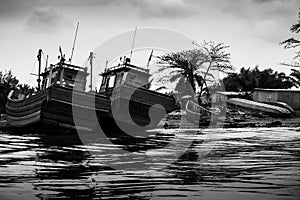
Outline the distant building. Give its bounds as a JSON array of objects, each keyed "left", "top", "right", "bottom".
[{"left": 253, "top": 88, "right": 300, "bottom": 110}]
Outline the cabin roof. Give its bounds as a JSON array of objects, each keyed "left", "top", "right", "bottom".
[
  {"left": 214, "top": 91, "right": 249, "bottom": 96},
  {"left": 254, "top": 88, "right": 300, "bottom": 92},
  {"left": 40, "top": 62, "right": 88, "bottom": 77},
  {"left": 100, "top": 63, "right": 150, "bottom": 77}
]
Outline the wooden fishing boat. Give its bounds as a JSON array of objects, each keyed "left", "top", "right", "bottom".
[
  {"left": 6, "top": 50, "right": 178, "bottom": 133},
  {"left": 98, "top": 59, "right": 178, "bottom": 131},
  {"left": 227, "top": 98, "right": 291, "bottom": 117},
  {"left": 6, "top": 50, "right": 110, "bottom": 131},
  {"left": 6, "top": 86, "right": 110, "bottom": 130},
  {"left": 185, "top": 100, "right": 212, "bottom": 126}
]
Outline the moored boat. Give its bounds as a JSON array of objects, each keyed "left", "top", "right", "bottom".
[
  {"left": 6, "top": 49, "right": 178, "bottom": 133},
  {"left": 98, "top": 59, "right": 178, "bottom": 131},
  {"left": 6, "top": 50, "right": 110, "bottom": 131},
  {"left": 227, "top": 98, "right": 291, "bottom": 117},
  {"left": 185, "top": 100, "right": 214, "bottom": 126}
]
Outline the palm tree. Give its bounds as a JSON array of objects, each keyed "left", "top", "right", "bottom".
[
  {"left": 290, "top": 69, "right": 300, "bottom": 87},
  {"left": 157, "top": 41, "right": 233, "bottom": 104}
]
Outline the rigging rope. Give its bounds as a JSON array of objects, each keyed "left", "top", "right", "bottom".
[
  {"left": 93, "top": 56, "right": 103, "bottom": 71},
  {"left": 28, "top": 59, "right": 37, "bottom": 85}
]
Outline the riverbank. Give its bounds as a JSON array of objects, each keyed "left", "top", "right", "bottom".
[{"left": 160, "top": 109, "right": 300, "bottom": 129}]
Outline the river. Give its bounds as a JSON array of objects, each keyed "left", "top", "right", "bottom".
[{"left": 0, "top": 127, "right": 299, "bottom": 200}]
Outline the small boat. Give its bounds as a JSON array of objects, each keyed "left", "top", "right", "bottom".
[
  {"left": 6, "top": 50, "right": 110, "bottom": 131},
  {"left": 6, "top": 49, "right": 178, "bottom": 133},
  {"left": 185, "top": 100, "right": 219, "bottom": 126},
  {"left": 227, "top": 98, "right": 291, "bottom": 117},
  {"left": 261, "top": 101, "right": 294, "bottom": 114}
]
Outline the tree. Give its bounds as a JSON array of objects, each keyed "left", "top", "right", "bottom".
[
  {"left": 17, "top": 84, "right": 36, "bottom": 97},
  {"left": 157, "top": 41, "right": 233, "bottom": 99},
  {"left": 223, "top": 66, "right": 295, "bottom": 92},
  {"left": 289, "top": 69, "right": 300, "bottom": 87},
  {"left": 0, "top": 70, "right": 36, "bottom": 114},
  {"left": 280, "top": 8, "right": 300, "bottom": 67},
  {"left": 0, "top": 70, "right": 19, "bottom": 113}
]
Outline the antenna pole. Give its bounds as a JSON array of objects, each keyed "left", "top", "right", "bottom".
[
  {"left": 129, "top": 27, "right": 137, "bottom": 61},
  {"left": 147, "top": 49, "right": 153, "bottom": 70},
  {"left": 70, "top": 22, "right": 79, "bottom": 64},
  {"left": 44, "top": 55, "right": 49, "bottom": 72},
  {"left": 37, "top": 49, "right": 42, "bottom": 91},
  {"left": 89, "top": 52, "right": 93, "bottom": 92},
  {"left": 105, "top": 60, "right": 108, "bottom": 71}
]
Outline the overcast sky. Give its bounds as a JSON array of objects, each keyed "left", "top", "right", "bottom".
[{"left": 0, "top": 0, "right": 299, "bottom": 86}]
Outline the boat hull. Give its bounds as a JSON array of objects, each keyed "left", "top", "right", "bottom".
[
  {"left": 6, "top": 85, "right": 179, "bottom": 134},
  {"left": 6, "top": 86, "right": 110, "bottom": 131},
  {"left": 185, "top": 100, "right": 211, "bottom": 126},
  {"left": 107, "top": 84, "right": 179, "bottom": 130},
  {"left": 227, "top": 98, "right": 291, "bottom": 117}
]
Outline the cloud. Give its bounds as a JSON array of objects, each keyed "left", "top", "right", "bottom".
[
  {"left": 2, "top": 0, "right": 299, "bottom": 21},
  {"left": 63, "top": 0, "right": 195, "bottom": 19},
  {"left": 0, "top": 0, "right": 37, "bottom": 18},
  {"left": 26, "top": 7, "right": 72, "bottom": 33},
  {"left": 130, "top": 0, "right": 194, "bottom": 19},
  {"left": 80, "top": 0, "right": 299, "bottom": 21}
]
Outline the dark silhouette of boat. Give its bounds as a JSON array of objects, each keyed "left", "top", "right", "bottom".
[
  {"left": 6, "top": 49, "right": 178, "bottom": 133},
  {"left": 185, "top": 100, "right": 211, "bottom": 125},
  {"left": 185, "top": 100, "right": 223, "bottom": 127}
]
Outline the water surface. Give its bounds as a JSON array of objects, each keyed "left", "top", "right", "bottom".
[{"left": 0, "top": 127, "right": 299, "bottom": 200}]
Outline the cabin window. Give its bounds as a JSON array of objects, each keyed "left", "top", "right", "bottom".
[
  {"left": 108, "top": 75, "right": 116, "bottom": 88},
  {"left": 125, "top": 72, "right": 147, "bottom": 87},
  {"left": 128, "top": 73, "right": 137, "bottom": 81},
  {"left": 66, "top": 74, "right": 73, "bottom": 80}
]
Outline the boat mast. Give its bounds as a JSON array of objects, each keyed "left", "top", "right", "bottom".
[
  {"left": 105, "top": 60, "right": 108, "bottom": 72},
  {"left": 44, "top": 55, "right": 49, "bottom": 72},
  {"left": 37, "top": 49, "right": 42, "bottom": 90},
  {"left": 129, "top": 27, "right": 137, "bottom": 62},
  {"left": 147, "top": 49, "right": 153, "bottom": 70},
  {"left": 89, "top": 52, "right": 93, "bottom": 92},
  {"left": 70, "top": 22, "right": 79, "bottom": 64}
]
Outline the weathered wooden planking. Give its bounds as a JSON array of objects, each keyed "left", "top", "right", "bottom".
[
  {"left": 114, "top": 84, "right": 177, "bottom": 112},
  {"left": 49, "top": 86, "right": 110, "bottom": 111},
  {"left": 6, "top": 111, "right": 41, "bottom": 127}
]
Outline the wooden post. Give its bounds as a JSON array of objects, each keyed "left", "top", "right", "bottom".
[
  {"left": 89, "top": 52, "right": 93, "bottom": 92},
  {"left": 44, "top": 55, "right": 49, "bottom": 72},
  {"left": 37, "top": 49, "right": 42, "bottom": 90}
]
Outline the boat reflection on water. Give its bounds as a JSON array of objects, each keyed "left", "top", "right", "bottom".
[
  {"left": 31, "top": 127, "right": 176, "bottom": 200},
  {"left": 0, "top": 127, "right": 300, "bottom": 200}
]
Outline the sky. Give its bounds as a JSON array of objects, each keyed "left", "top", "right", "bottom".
[{"left": 0, "top": 0, "right": 300, "bottom": 87}]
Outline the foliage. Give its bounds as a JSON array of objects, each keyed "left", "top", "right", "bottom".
[
  {"left": 289, "top": 69, "right": 300, "bottom": 87},
  {"left": 0, "top": 70, "right": 35, "bottom": 113},
  {"left": 157, "top": 41, "right": 233, "bottom": 97},
  {"left": 280, "top": 8, "right": 300, "bottom": 67},
  {"left": 0, "top": 70, "right": 19, "bottom": 113},
  {"left": 223, "top": 66, "right": 295, "bottom": 92}
]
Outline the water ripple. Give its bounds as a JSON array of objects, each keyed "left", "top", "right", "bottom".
[{"left": 0, "top": 127, "right": 299, "bottom": 199}]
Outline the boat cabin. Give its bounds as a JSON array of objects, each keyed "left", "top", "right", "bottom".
[
  {"left": 40, "top": 62, "right": 89, "bottom": 91},
  {"left": 99, "top": 58, "right": 150, "bottom": 94}
]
